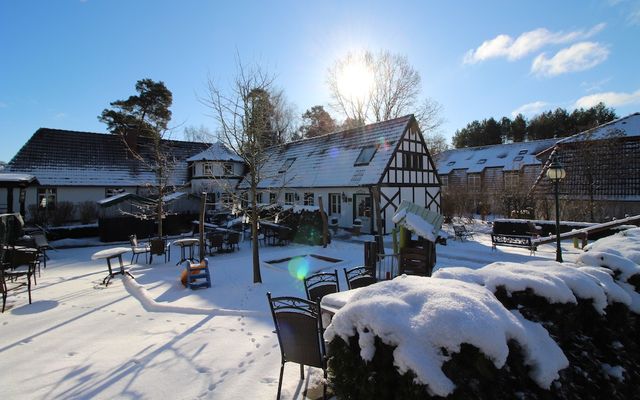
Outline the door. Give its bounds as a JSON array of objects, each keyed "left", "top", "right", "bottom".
[{"left": 353, "top": 194, "right": 372, "bottom": 234}]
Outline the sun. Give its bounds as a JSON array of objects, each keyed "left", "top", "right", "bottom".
[{"left": 335, "top": 54, "right": 375, "bottom": 101}]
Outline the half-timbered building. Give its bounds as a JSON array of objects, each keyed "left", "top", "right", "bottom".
[{"left": 240, "top": 115, "right": 441, "bottom": 234}]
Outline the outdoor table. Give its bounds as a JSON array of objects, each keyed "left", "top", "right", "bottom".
[
  {"left": 91, "top": 247, "right": 133, "bottom": 286},
  {"left": 259, "top": 220, "right": 292, "bottom": 246},
  {"left": 173, "top": 238, "right": 199, "bottom": 265},
  {"left": 320, "top": 287, "right": 364, "bottom": 326}
]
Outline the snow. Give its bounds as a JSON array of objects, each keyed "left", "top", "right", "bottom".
[
  {"left": 2, "top": 220, "right": 637, "bottom": 399},
  {"left": 601, "top": 363, "right": 626, "bottom": 381},
  {"left": 186, "top": 142, "right": 243, "bottom": 162},
  {"left": 96, "top": 192, "right": 130, "bottom": 205},
  {"left": 91, "top": 246, "right": 131, "bottom": 260},
  {"left": 0, "top": 172, "right": 37, "bottom": 183},
  {"left": 584, "top": 227, "right": 640, "bottom": 265},
  {"left": 557, "top": 112, "right": 640, "bottom": 143},
  {"left": 162, "top": 191, "right": 187, "bottom": 202},
  {"left": 324, "top": 276, "right": 567, "bottom": 396}
]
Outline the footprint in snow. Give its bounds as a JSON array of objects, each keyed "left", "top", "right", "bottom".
[{"left": 196, "top": 367, "right": 210, "bottom": 374}]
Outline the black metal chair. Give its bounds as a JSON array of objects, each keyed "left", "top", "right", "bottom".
[
  {"left": 225, "top": 232, "right": 241, "bottom": 252},
  {"left": 343, "top": 266, "right": 377, "bottom": 290},
  {"left": 304, "top": 270, "right": 339, "bottom": 301},
  {"left": 129, "top": 234, "right": 150, "bottom": 264},
  {"left": 149, "top": 237, "right": 170, "bottom": 263},
  {"left": 207, "top": 232, "right": 224, "bottom": 254},
  {"left": 2, "top": 249, "right": 36, "bottom": 312},
  {"left": 267, "top": 293, "right": 327, "bottom": 400}
]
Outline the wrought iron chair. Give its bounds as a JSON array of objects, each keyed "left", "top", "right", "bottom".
[
  {"left": 304, "top": 269, "right": 340, "bottom": 301},
  {"left": 2, "top": 249, "right": 36, "bottom": 312},
  {"left": 129, "top": 234, "right": 150, "bottom": 264},
  {"left": 343, "top": 266, "right": 377, "bottom": 290},
  {"left": 207, "top": 232, "right": 224, "bottom": 254},
  {"left": 267, "top": 293, "right": 327, "bottom": 400},
  {"left": 225, "top": 232, "right": 241, "bottom": 252},
  {"left": 149, "top": 237, "right": 170, "bottom": 263}
]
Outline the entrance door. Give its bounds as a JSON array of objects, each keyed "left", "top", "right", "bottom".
[{"left": 353, "top": 194, "right": 372, "bottom": 234}]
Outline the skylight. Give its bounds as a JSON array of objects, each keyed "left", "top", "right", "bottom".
[
  {"left": 446, "top": 161, "right": 456, "bottom": 166},
  {"left": 513, "top": 156, "right": 524, "bottom": 161},
  {"left": 477, "top": 159, "right": 487, "bottom": 164},
  {"left": 354, "top": 146, "right": 377, "bottom": 166},
  {"left": 518, "top": 149, "right": 528, "bottom": 155},
  {"left": 278, "top": 158, "right": 296, "bottom": 173}
]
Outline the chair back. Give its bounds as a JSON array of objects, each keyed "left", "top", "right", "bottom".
[
  {"left": 10, "top": 249, "right": 38, "bottom": 268},
  {"left": 209, "top": 233, "right": 224, "bottom": 247},
  {"left": 267, "top": 293, "right": 324, "bottom": 368},
  {"left": 149, "top": 238, "right": 166, "bottom": 255},
  {"left": 304, "top": 270, "right": 339, "bottom": 301},
  {"left": 344, "top": 266, "right": 377, "bottom": 290},
  {"left": 227, "top": 232, "right": 240, "bottom": 245},
  {"left": 129, "top": 234, "right": 138, "bottom": 247}
]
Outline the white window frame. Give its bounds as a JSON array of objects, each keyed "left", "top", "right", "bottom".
[
  {"left": 203, "top": 162, "right": 214, "bottom": 176},
  {"left": 467, "top": 174, "right": 481, "bottom": 192},
  {"left": 329, "top": 193, "right": 342, "bottom": 215},
  {"left": 284, "top": 192, "right": 295, "bottom": 205},
  {"left": 303, "top": 192, "right": 314, "bottom": 206},
  {"left": 223, "top": 163, "right": 234, "bottom": 176}
]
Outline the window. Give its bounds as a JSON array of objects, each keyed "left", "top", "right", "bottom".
[
  {"left": 303, "top": 192, "right": 314, "bottom": 206},
  {"left": 241, "top": 192, "right": 248, "bottom": 208},
  {"left": 467, "top": 174, "right": 481, "bottom": 192},
  {"left": 477, "top": 159, "right": 487, "bottom": 164},
  {"left": 284, "top": 192, "right": 295, "bottom": 205},
  {"left": 279, "top": 158, "right": 296, "bottom": 173},
  {"left": 269, "top": 192, "right": 277, "bottom": 204},
  {"left": 256, "top": 192, "right": 263, "bottom": 204},
  {"left": 105, "top": 188, "right": 125, "bottom": 197},
  {"left": 329, "top": 193, "right": 342, "bottom": 215},
  {"left": 440, "top": 175, "right": 449, "bottom": 190},
  {"left": 354, "top": 146, "right": 377, "bottom": 166},
  {"left": 518, "top": 149, "right": 528, "bottom": 155},
  {"left": 513, "top": 156, "right": 524, "bottom": 162},
  {"left": 446, "top": 161, "right": 456, "bottom": 166},
  {"left": 220, "top": 193, "right": 233, "bottom": 208},
  {"left": 504, "top": 172, "right": 520, "bottom": 190},
  {"left": 402, "top": 152, "right": 423, "bottom": 171},
  {"left": 38, "top": 188, "right": 57, "bottom": 209},
  {"left": 223, "top": 163, "right": 234, "bottom": 176},
  {"left": 203, "top": 162, "right": 214, "bottom": 176}
]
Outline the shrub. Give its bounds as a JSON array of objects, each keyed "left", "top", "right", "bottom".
[
  {"left": 78, "top": 201, "right": 98, "bottom": 224},
  {"left": 51, "top": 201, "right": 75, "bottom": 226}
]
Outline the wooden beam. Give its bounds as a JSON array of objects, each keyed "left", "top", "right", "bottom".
[{"left": 370, "top": 185, "right": 385, "bottom": 254}]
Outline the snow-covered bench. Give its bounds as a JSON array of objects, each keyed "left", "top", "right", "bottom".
[{"left": 491, "top": 234, "right": 537, "bottom": 255}]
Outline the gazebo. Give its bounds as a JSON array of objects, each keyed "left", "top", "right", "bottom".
[{"left": 0, "top": 173, "right": 38, "bottom": 217}]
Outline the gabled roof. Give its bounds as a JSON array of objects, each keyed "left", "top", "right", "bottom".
[
  {"left": 435, "top": 139, "right": 557, "bottom": 174},
  {"left": 0, "top": 173, "right": 38, "bottom": 184},
  {"left": 557, "top": 112, "right": 640, "bottom": 144},
  {"left": 186, "top": 142, "right": 244, "bottom": 162},
  {"left": 7, "top": 128, "right": 209, "bottom": 187},
  {"left": 243, "top": 115, "right": 414, "bottom": 189}
]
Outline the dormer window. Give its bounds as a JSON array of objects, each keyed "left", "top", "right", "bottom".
[
  {"left": 518, "top": 150, "right": 528, "bottom": 155},
  {"left": 513, "top": 156, "right": 524, "bottom": 161},
  {"left": 279, "top": 158, "right": 296, "bottom": 173},
  {"left": 354, "top": 146, "right": 377, "bottom": 166},
  {"left": 446, "top": 161, "right": 456, "bottom": 166},
  {"left": 477, "top": 159, "right": 487, "bottom": 164}
]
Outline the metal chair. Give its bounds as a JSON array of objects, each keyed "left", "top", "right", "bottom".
[
  {"left": 207, "top": 232, "right": 224, "bottom": 254},
  {"left": 225, "top": 232, "right": 241, "bottom": 252},
  {"left": 2, "top": 249, "right": 36, "bottom": 312},
  {"left": 267, "top": 293, "right": 327, "bottom": 400},
  {"left": 343, "top": 266, "right": 377, "bottom": 290},
  {"left": 149, "top": 237, "right": 170, "bottom": 263},
  {"left": 304, "top": 269, "right": 339, "bottom": 301},
  {"left": 129, "top": 234, "right": 150, "bottom": 264}
]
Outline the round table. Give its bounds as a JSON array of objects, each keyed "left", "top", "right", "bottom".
[{"left": 91, "top": 247, "right": 133, "bottom": 286}]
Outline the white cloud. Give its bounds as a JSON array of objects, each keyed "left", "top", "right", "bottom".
[
  {"left": 574, "top": 88, "right": 640, "bottom": 108},
  {"left": 463, "top": 23, "right": 605, "bottom": 64},
  {"left": 629, "top": 8, "right": 640, "bottom": 25},
  {"left": 580, "top": 77, "right": 612, "bottom": 92},
  {"left": 531, "top": 42, "right": 609, "bottom": 77},
  {"left": 511, "top": 101, "right": 549, "bottom": 118}
]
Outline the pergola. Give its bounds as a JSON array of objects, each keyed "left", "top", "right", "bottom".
[{"left": 0, "top": 173, "right": 38, "bottom": 216}]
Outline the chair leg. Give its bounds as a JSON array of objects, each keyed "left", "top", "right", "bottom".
[
  {"left": 131, "top": 253, "right": 135, "bottom": 264},
  {"left": 27, "top": 274, "right": 32, "bottom": 304},
  {"left": 300, "top": 363, "right": 304, "bottom": 379},
  {"left": 277, "top": 363, "right": 285, "bottom": 400},
  {"left": 2, "top": 292, "right": 6, "bottom": 313}
]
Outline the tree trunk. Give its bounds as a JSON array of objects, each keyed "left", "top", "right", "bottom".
[
  {"left": 318, "top": 196, "right": 329, "bottom": 248},
  {"left": 251, "top": 185, "right": 262, "bottom": 284},
  {"left": 157, "top": 199, "right": 163, "bottom": 237}
]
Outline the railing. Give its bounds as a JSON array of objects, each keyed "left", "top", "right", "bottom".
[{"left": 376, "top": 253, "right": 399, "bottom": 280}]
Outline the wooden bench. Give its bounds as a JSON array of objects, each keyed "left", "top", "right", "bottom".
[
  {"left": 491, "top": 234, "right": 537, "bottom": 255},
  {"left": 452, "top": 224, "right": 474, "bottom": 241}
]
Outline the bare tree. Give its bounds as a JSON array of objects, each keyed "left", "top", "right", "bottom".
[
  {"left": 327, "top": 50, "right": 445, "bottom": 135},
  {"left": 199, "top": 60, "right": 281, "bottom": 284},
  {"left": 184, "top": 125, "right": 215, "bottom": 142}
]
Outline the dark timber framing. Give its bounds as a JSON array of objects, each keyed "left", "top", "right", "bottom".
[{"left": 374, "top": 118, "right": 441, "bottom": 234}]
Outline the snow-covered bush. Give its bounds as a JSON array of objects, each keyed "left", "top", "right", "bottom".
[{"left": 327, "top": 241, "right": 640, "bottom": 399}]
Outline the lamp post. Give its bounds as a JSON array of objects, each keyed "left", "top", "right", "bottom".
[{"left": 546, "top": 153, "right": 566, "bottom": 262}]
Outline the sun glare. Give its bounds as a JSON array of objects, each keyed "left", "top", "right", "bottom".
[{"left": 336, "top": 57, "right": 374, "bottom": 101}]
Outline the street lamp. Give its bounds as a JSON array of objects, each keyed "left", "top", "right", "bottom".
[{"left": 546, "top": 153, "right": 566, "bottom": 262}]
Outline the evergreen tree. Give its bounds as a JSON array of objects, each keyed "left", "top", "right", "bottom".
[
  {"left": 510, "top": 114, "right": 527, "bottom": 142},
  {"left": 299, "top": 105, "right": 337, "bottom": 138}
]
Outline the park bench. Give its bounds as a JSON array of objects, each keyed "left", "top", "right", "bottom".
[{"left": 491, "top": 234, "right": 537, "bottom": 255}]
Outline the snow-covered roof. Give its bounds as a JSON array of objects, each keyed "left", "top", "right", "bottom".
[
  {"left": 186, "top": 142, "right": 244, "bottom": 162},
  {"left": 557, "top": 112, "right": 640, "bottom": 144},
  {"left": 0, "top": 173, "right": 38, "bottom": 184},
  {"left": 435, "top": 139, "right": 557, "bottom": 175},
  {"left": 7, "top": 128, "right": 209, "bottom": 187},
  {"left": 242, "top": 115, "right": 414, "bottom": 189},
  {"left": 392, "top": 201, "right": 443, "bottom": 242}
]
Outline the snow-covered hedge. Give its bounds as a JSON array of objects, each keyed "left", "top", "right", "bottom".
[{"left": 326, "top": 228, "right": 640, "bottom": 399}]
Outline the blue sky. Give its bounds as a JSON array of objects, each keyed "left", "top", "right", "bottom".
[{"left": 1, "top": 0, "right": 639, "bottom": 162}]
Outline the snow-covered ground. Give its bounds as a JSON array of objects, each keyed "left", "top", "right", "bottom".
[{"left": 0, "top": 225, "right": 588, "bottom": 399}]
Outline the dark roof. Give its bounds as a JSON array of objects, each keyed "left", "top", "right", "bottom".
[
  {"left": 240, "top": 115, "right": 414, "bottom": 189},
  {"left": 7, "top": 128, "right": 210, "bottom": 187}
]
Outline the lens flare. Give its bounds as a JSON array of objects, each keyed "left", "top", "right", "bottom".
[{"left": 288, "top": 256, "right": 310, "bottom": 281}]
